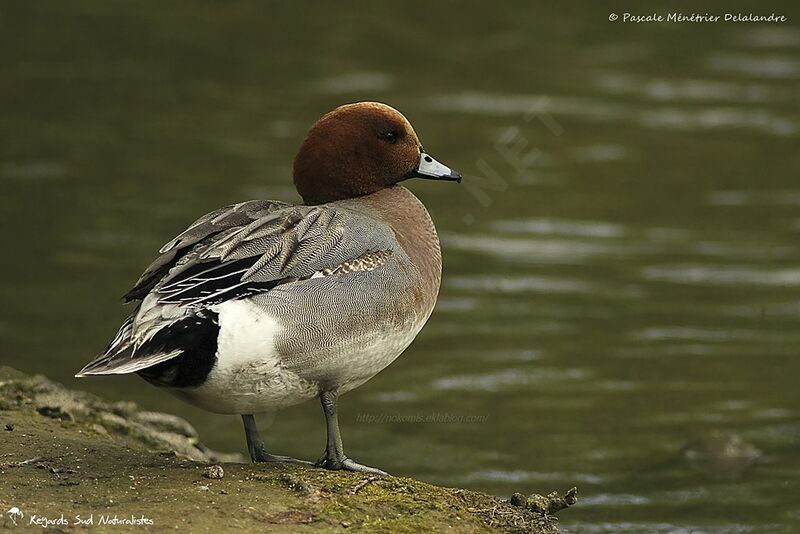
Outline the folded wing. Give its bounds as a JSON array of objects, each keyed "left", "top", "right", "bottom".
[{"left": 77, "top": 200, "right": 396, "bottom": 377}]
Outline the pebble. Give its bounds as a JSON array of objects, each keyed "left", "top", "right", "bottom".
[{"left": 203, "top": 465, "right": 224, "bottom": 479}]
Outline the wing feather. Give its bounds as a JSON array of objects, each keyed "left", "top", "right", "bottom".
[
  {"left": 124, "top": 199, "right": 288, "bottom": 301},
  {"left": 120, "top": 198, "right": 397, "bottom": 311},
  {"left": 85, "top": 200, "right": 398, "bottom": 377}
]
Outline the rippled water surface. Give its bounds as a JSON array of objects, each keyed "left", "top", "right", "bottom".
[{"left": 2, "top": 2, "right": 800, "bottom": 532}]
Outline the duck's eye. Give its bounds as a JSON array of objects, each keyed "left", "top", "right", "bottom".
[{"left": 379, "top": 130, "right": 399, "bottom": 144}]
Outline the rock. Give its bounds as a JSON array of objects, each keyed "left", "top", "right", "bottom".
[
  {"left": 277, "top": 472, "right": 314, "bottom": 496},
  {"left": 510, "top": 487, "right": 578, "bottom": 516},
  {"left": 98, "top": 412, "right": 130, "bottom": 433},
  {"left": 35, "top": 390, "right": 92, "bottom": 421},
  {"left": 111, "top": 401, "right": 139, "bottom": 418},
  {"left": 204, "top": 465, "right": 224, "bottom": 479},
  {"left": 683, "top": 431, "right": 762, "bottom": 476},
  {"left": 134, "top": 411, "right": 199, "bottom": 438},
  {"left": 0, "top": 366, "right": 564, "bottom": 533},
  {"left": 0, "top": 366, "right": 240, "bottom": 463}
]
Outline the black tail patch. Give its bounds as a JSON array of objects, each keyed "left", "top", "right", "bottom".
[{"left": 136, "top": 310, "right": 220, "bottom": 388}]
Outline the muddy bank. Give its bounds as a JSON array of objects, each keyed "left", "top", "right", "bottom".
[{"left": 0, "top": 367, "right": 570, "bottom": 532}]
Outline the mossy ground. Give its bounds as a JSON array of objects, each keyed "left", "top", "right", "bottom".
[{"left": 0, "top": 367, "right": 560, "bottom": 533}]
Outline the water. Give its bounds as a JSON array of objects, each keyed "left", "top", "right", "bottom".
[{"left": 2, "top": 2, "right": 800, "bottom": 531}]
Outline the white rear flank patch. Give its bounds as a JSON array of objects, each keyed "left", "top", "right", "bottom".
[
  {"left": 212, "top": 300, "right": 282, "bottom": 371},
  {"left": 174, "top": 299, "right": 318, "bottom": 414}
]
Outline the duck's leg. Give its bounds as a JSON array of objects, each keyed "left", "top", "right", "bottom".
[
  {"left": 315, "top": 390, "right": 388, "bottom": 475},
  {"left": 241, "top": 414, "right": 310, "bottom": 464}
]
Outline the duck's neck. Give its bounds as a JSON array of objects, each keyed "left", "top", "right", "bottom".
[{"left": 361, "top": 186, "right": 442, "bottom": 314}]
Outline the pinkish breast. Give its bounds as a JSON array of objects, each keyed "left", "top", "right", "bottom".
[{"left": 362, "top": 186, "right": 442, "bottom": 319}]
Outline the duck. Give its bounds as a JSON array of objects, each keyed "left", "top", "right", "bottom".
[{"left": 76, "top": 102, "right": 461, "bottom": 475}]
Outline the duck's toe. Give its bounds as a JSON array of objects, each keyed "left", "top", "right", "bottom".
[
  {"left": 315, "top": 453, "right": 388, "bottom": 475},
  {"left": 340, "top": 458, "right": 389, "bottom": 476},
  {"left": 250, "top": 445, "right": 311, "bottom": 465}
]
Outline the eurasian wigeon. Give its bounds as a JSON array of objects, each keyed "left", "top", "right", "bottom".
[{"left": 76, "top": 102, "right": 460, "bottom": 474}]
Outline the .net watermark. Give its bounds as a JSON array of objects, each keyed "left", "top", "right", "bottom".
[
  {"left": 608, "top": 12, "right": 788, "bottom": 23},
  {"left": 356, "top": 412, "right": 491, "bottom": 424},
  {"left": 458, "top": 96, "right": 563, "bottom": 226}
]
